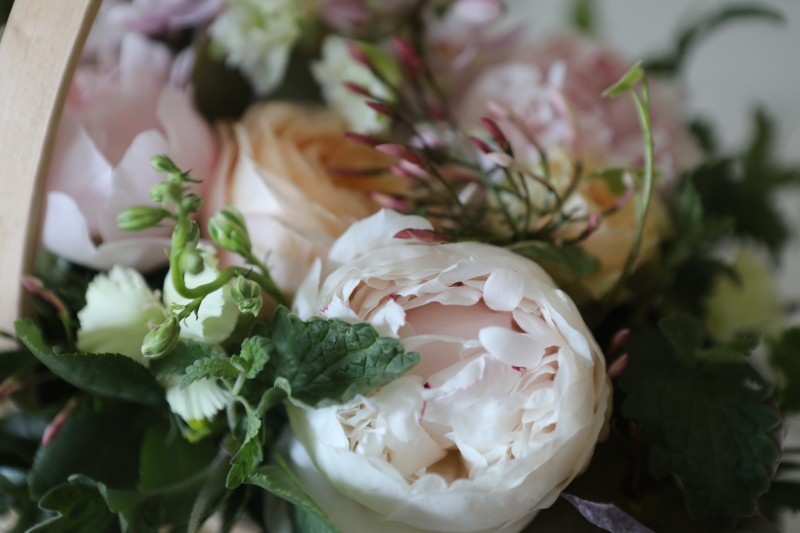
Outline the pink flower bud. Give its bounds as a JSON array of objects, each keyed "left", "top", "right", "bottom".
[
  {"left": 21, "top": 276, "right": 69, "bottom": 320},
  {"left": 345, "top": 132, "right": 381, "bottom": 146},
  {"left": 485, "top": 152, "right": 514, "bottom": 168},
  {"left": 343, "top": 81, "right": 372, "bottom": 97},
  {"left": 608, "top": 353, "right": 629, "bottom": 380},
  {"left": 392, "top": 36, "right": 422, "bottom": 72},
  {"left": 480, "top": 117, "right": 510, "bottom": 152},
  {"left": 42, "top": 399, "right": 78, "bottom": 446},
  {"left": 390, "top": 164, "right": 418, "bottom": 180},
  {"left": 346, "top": 41, "right": 375, "bottom": 71},
  {"left": 376, "top": 144, "right": 427, "bottom": 167},
  {"left": 367, "top": 101, "right": 395, "bottom": 117},
  {"left": 608, "top": 328, "right": 631, "bottom": 358},
  {"left": 470, "top": 136, "right": 493, "bottom": 154},
  {"left": 370, "top": 192, "right": 410, "bottom": 212},
  {"left": 393, "top": 228, "right": 452, "bottom": 244},
  {"left": 579, "top": 213, "right": 601, "bottom": 239}
]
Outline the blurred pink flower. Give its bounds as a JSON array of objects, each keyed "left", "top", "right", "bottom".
[
  {"left": 457, "top": 34, "right": 699, "bottom": 179},
  {"left": 107, "top": 0, "right": 222, "bottom": 34},
  {"left": 42, "top": 33, "right": 219, "bottom": 272}
]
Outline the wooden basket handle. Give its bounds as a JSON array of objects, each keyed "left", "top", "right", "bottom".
[{"left": 0, "top": 0, "right": 103, "bottom": 349}]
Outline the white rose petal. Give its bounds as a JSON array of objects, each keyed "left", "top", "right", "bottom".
[{"left": 288, "top": 209, "right": 612, "bottom": 533}]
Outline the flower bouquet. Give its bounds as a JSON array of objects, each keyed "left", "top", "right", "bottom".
[{"left": 0, "top": 1, "right": 799, "bottom": 532}]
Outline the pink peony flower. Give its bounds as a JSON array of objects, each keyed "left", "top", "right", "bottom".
[
  {"left": 457, "top": 34, "right": 699, "bottom": 180},
  {"left": 42, "top": 32, "right": 219, "bottom": 272}
]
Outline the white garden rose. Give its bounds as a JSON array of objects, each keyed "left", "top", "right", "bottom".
[{"left": 285, "top": 209, "right": 612, "bottom": 533}]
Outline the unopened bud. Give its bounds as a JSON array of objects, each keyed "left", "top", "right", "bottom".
[
  {"left": 345, "top": 132, "right": 381, "bottom": 147},
  {"left": 367, "top": 102, "right": 395, "bottom": 117},
  {"left": 142, "top": 315, "right": 181, "bottom": 359},
  {"left": 182, "top": 193, "right": 203, "bottom": 213},
  {"left": 208, "top": 207, "right": 251, "bottom": 256},
  {"left": 392, "top": 36, "right": 422, "bottom": 73},
  {"left": 117, "top": 206, "right": 169, "bottom": 232},
  {"left": 186, "top": 220, "right": 201, "bottom": 246},
  {"left": 470, "top": 136, "right": 493, "bottom": 154},
  {"left": 231, "top": 276, "right": 263, "bottom": 316},
  {"left": 150, "top": 155, "right": 180, "bottom": 174},
  {"left": 375, "top": 144, "right": 426, "bottom": 167},
  {"left": 480, "top": 117, "right": 511, "bottom": 152},
  {"left": 149, "top": 181, "right": 181, "bottom": 203},
  {"left": 346, "top": 41, "right": 375, "bottom": 70},
  {"left": 179, "top": 249, "right": 205, "bottom": 275},
  {"left": 343, "top": 82, "right": 372, "bottom": 97}
]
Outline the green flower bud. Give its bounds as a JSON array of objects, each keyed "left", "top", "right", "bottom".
[
  {"left": 231, "top": 276, "right": 263, "bottom": 316},
  {"left": 186, "top": 220, "right": 201, "bottom": 246},
  {"left": 150, "top": 155, "right": 180, "bottom": 174},
  {"left": 208, "top": 207, "right": 252, "bottom": 256},
  {"left": 149, "top": 181, "right": 181, "bottom": 203},
  {"left": 182, "top": 193, "right": 203, "bottom": 213},
  {"left": 142, "top": 315, "right": 181, "bottom": 359},
  {"left": 117, "top": 206, "right": 169, "bottom": 232},
  {"left": 179, "top": 249, "right": 205, "bottom": 275}
]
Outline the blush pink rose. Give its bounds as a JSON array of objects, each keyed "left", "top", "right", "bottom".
[{"left": 42, "top": 32, "right": 219, "bottom": 271}]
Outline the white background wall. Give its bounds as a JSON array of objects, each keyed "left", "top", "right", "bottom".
[{"left": 506, "top": 0, "right": 800, "bottom": 528}]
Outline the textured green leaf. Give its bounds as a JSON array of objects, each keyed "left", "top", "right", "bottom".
[
  {"left": 659, "top": 314, "right": 705, "bottom": 362},
  {"left": 181, "top": 356, "right": 238, "bottom": 389},
  {"left": 256, "top": 387, "right": 288, "bottom": 416},
  {"left": 149, "top": 340, "right": 223, "bottom": 380},
  {"left": 15, "top": 320, "right": 164, "bottom": 406},
  {"left": 231, "top": 336, "right": 271, "bottom": 379},
  {"left": 512, "top": 243, "right": 602, "bottom": 279},
  {"left": 226, "top": 438, "right": 262, "bottom": 489},
  {"left": 769, "top": 327, "right": 800, "bottom": 412},
  {"left": 32, "top": 482, "right": 118, "bottom": 533},
  {"left": 619, "top": 332, "right": 781, "bottom": 530},
  {"left": 644, "top": 5, "right": 784, "bottom": 75},
  {"left": 271, "top": 307, "right": 420, "bottom": 407},
  {"left": 702, "top": 337, "right": 760, "bottom": 363},
  {"left": 28, "top": 405, "right": 144, "bottom": 499},
  {"left": 248, "top": 455, "right": 339, "bottom": 533}
]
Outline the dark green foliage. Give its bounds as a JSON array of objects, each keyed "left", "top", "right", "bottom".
[
  {"left": 270, "top": 307, "right": 420, "bottom": 407},
  {"left": 15, "top": 320, "right": 165, "bottom": 406},
  {"left": 768, "top": 327, "right": 800, "bottom": 412},
  {"left": 619, "top": 326, "right": 781, "bottom": 530}
]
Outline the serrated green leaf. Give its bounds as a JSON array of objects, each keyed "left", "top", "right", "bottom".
[
  {"left": 769, "top": 327, "right": 800, "bottom": 412},
  {"left": 702, "top": 336, "right": 760, "bottom": 363},
  {"left": 32, "top": 482, "right": 118, "bottom": 533},
  {"left": 226, "top": 438, "right": 262, "bottom": 489},
  {"left": 247, "top": 455, "right": 339, "bottom": 533},
  {"left": 270, "top": 307, "right": 420, "bottom": 407},
  {"left": 181, "top": 356, "right": 238, "bottom": 390},
  {"left": 644, "top": 5, "right": 784, "bottom": 76},
  {"left": 603, "top": 62, "right": 643, "bottom": 97},
  {"left": 619, "top": 332, "right": 781, "bottom": 530},
  {"left": 256, "top": 387, "right": 288, "bottom": 417},
  {"left": 15, "top": 320, "right": 165, "bottom": 406},
  {"left": 512, "top": 243, "right": 601, "bottom": 279},
  {"left": 659, "top": 314, "right": 704, "bottom": 362},
  {"left": 231, "top": 336, "right": 271, "bottom": 379},
  {"left": 150, "top": 340, "right": 224, "bottom": 381}
]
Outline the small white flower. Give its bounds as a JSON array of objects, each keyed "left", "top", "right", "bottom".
[
  {"left": 163, "top": 244, "right": 239, "bottom": 345},
  {"left": 312, "top": 36, "right": 393, "bottom": 134},
  {"left": 77, "top": 266, "right": 166, "bottom": 366},
  {"left": 209, "top": 0, "right": 312, "bottom": 94},
  {"left": 165, "top": 377, "right": 230, "bottom": 423}
]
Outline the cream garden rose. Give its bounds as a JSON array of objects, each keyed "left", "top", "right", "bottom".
[
  {"left": 203, "top": 101, "right": 405, "bottom": 295},
  {"left": 283, "top": 210, "right": 612, "bottom": 533}
]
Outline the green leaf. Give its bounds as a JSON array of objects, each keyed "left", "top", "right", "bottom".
[
  {"left": 619, "top": 332, "right": 781, "bottom": 530},
  {"left": 149, "top": 340, "right": 224, "bottom": 380},
  {"left": 294, "top": 505, "right": 339, "bottom": 533},
  {"left": 256, "top": 387, "right": 288, "bottom": 416},
  {"left": 659, "top": 314, "right": 705, "bottom": 362},
  {"left": 644, "top": 5, "right": 784, "bottom": 76},
  {"left": 270, "top": 307, "right": 420, "bottom": 407},
  {"left": 15, "top": 320, "right": 164, "bottom": 406},
  {"left": 32, "top": 482, "right": 118, "bottom": 533},
  {"left": 247, "top": 455, "right": 339, "bottom": 533},
  {"left": 702, "top": 336, "right": 760, "bottom": 363},
  {"left": 569, "top": 0, "right": 595, "bottom": 35},
  {"left": 231, "top": 336, "right": 271, "bottom": 379},
  {"left": 0, "top": 349, "right": 36, "bottom": 383},
  {"left": 181, "top": 356, "right": 238, "bottom": 390},
  {"left": 603, "top": 62, "right": 643, "bottom": 98},
  {"left": 769, "top": 327, "right": 800, "bottom": 412},
  {"left": 512, "top": 243, "right": 601, "bottom": 279},
  {"left": 138, "top": 423, "right": 218, "bottom": 491},
  {"left": 226, "top": 438, "right": 262, "bottom": 489},
  {"left": 28, "top": 404, "right": 144, "bottom": 499},
  {"left": 759, "top": 480, "right": 800, "bottom": 514}
]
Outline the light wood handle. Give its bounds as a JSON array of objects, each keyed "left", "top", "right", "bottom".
[{"left": 0, "top": 0, "right": 103, "bottom": 349}]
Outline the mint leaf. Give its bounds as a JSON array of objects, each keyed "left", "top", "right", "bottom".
[
  {"left": 33, "top": 482, "right": 118, "bottom": 533},
  {"left": 659, "top": 314, "right": 704, "bottom": 363},
  {"left": 15, "top": 319, "right": 165, "bottom": 406},
  {"left": 512, "top": 243, "right": 601, "bottom": 279},
  {"left": 561, "top": 494, "right": 653, "bottom": 533},
  {"left": 271, "top": 307, "right": 419, "bottom": 407},
  {"left": 644, "top": 5, "right": 784, "bottom": 76},
  {"left": 150, "top": 340, "right": 224, "bottom": 380},
  {"left": 702, "top": 336, "right": 760, "bottom": 363},
  {"left": 769, "top": 327, "right": 800, "bottom": 412},
  {"left": 138, "top": 423, "right": 218, "bottom": 491},
  {"left": 257, "top": 387, "right": 288, "bottom": 416},
  {"left": 619, "top": 332, "right": 781, "bottom": 530},
  {"left": 247, "top": 454, "right": 340, "bottom": 533},
  {"left": 231, "top": 336, "right": 271, "bottom": 379},
  {"left": 181, "top": 356, "right": 238, "bottom": 389},
  {"left": 227, "top": 438, "right": 262, "bottom": 489}
]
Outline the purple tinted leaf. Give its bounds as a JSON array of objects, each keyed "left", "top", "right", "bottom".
[{"left": 561, "top": 494, "right": 653, "bottom": 533}]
